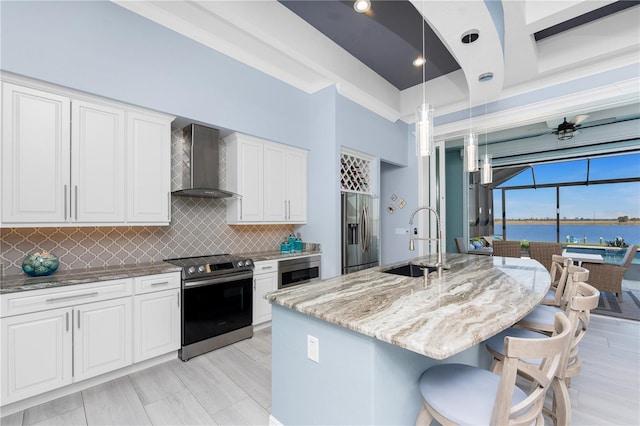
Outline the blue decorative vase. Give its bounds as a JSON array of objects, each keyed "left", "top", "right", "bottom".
[{"left": 22, "top": 252, "right": 59, "bottom": 277}]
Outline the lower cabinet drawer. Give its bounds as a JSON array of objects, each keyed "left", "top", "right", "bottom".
[
  {"left": 1, "top": 279, "right": 133, "bottom": 318},
  {"left": 133, "top": 272, "right": 180, "bottom": 295}
]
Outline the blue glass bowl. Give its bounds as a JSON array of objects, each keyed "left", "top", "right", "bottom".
[{"left": 22, "top": 253, "right": 59, "bottom": 277}]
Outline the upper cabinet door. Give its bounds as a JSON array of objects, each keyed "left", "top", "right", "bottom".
[
  {"left": 225, "top": 134, "right": 264, "bottom": 223},
  {"left": 263, "top": 145, "right": 286, "bottom": 222},
  {"left": 71, "top": 100, "right": 125, "bottom": 223},
  {"left": 126, "top": 111, "right": 171, "bottom": 223},
  {"left": 1, "top": 83, "right": 71, "bottom": 224},
  {"left": 285, "top": 148, "right": 307, "bottom": 223}
]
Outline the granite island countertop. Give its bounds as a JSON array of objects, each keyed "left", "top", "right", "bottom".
[
  {"left": 265, "top": 253, "right": 550, "bottom": 360},
  {"left": 0, "top": 262, "right": 181, "bottom": 295}
]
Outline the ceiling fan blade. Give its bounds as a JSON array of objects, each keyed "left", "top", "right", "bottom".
[{"left": 569, "top": 114, "right": 589, "bottom": 125}]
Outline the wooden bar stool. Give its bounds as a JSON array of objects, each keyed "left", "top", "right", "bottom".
[
  {"left": 485, "top": 281, "right": 600, "bottom": 425},
  {"left": 542, "top": 255, "right": 572, "bottom": 307},
  {"left": 415, "top": 313, "right": 572, "bottom": 426},
  {"left": 517, "top": 265, "right": 589, "bottom": 335}
]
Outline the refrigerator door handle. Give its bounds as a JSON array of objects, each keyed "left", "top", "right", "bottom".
[{"left": 361, "top": 205, "right": 368, "bottom": 253}]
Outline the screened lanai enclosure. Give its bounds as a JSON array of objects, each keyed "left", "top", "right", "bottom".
[{"left": 489, "top": 152, "right": 640, "bottom": 246}]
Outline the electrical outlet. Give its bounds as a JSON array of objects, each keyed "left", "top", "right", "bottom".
[{"left": 307, "top": 335, "right": 319, "bottom": 363}]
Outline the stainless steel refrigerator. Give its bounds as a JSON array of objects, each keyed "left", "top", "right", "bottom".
[{"left": 341, "top": 192, "right": 379, "bottom": 274}]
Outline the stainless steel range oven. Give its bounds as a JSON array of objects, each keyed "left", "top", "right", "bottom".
[{"left": 164, "top": 254, "right": 254, "bottom": 361}]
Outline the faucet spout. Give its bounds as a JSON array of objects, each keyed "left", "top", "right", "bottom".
[{"left": 408, "top": 206, "right": 443, "bottom": 273}]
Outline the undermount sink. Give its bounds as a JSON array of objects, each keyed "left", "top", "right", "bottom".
[{"left": 382, "top": 263, "right": 446, "bottom": 277}]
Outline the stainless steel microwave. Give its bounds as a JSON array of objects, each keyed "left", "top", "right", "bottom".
[{"left": 278, "top": 255, "right": 321, "bottom": 289}]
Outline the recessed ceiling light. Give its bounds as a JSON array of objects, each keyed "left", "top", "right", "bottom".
[
  {"left": 478, "top": 72, "right": 494, "bottom": 82},
  {"left": 353, "top": 0, "right": 371, "bottom": 13},
  {"left": 413, "top": 56, "right": 426, "bottom": 67},
  {"left": 461, "top": 30, "right": 480, "bottom": 44}
]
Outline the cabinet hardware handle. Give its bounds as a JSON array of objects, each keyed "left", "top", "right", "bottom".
[
  {"left": 77, "top": 310, "right": 80, "bottom": 329},
  {"left": 64, "top": 185, "right": 68, "bottom": 219},
  {"left": 167, "top": 192, "right": 171, "bottom": 222},
  {"left": 284, "top": 200, "right": 287, "bottom": 220},
  {"left": 261, "top": 266, "right": 273, "bottom": 270},
  {"left": 151, "top": 281, "right": 169, "bottom": 287},
  {"left": 74, "top": 185, "right": 78, "bottom": 220},
  {"left": 240, "top": 198, "right": 243, "bottom": 220},
  {"left": 66, "top": 312, "right": 69, "bottom": 331},
  {"left": 253, "top": 279, "right": 256, "bottom": 291},
  {"left": 177, "top": 292, "right": 180, "bottom": 307},
  {"left": 46, "top": 292, "right": 99, "bottom": 303}
]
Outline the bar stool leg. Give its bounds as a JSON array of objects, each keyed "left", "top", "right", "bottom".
[{"left": 415, "top": 402, "right": 433, "bottom": 426}]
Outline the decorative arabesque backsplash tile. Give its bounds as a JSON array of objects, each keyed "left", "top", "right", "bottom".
[{"left": 0, "top": 129, "right": 292, "bottom": 276}]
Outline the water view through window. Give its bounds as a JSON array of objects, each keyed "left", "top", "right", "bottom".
[{"left": 494, "top": 153, "right": 640, "bottom": 247}]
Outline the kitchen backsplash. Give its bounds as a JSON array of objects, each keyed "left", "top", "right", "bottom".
[{"left": 0, "top": 128, "right": 293, "bottom": 276}]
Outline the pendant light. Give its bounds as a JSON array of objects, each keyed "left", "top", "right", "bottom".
[
  {"left": 480, "top": 80, "right": 493, "bottom": 184},
  {"left": 462, "top": 29, "right": 479, "bottom": 171},
  {"left": 464, "top": 133, "right": 478, "bottom": 172},
  {"left": 481, "top": 152, "right": 492, "bottom": 184},
  {"left": 415, "top": 2, "right": 434, "bottom": 157}
]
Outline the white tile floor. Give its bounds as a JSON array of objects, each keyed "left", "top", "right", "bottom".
[{"left": 1, "top": 300, "right": 639, "bottom": 425}]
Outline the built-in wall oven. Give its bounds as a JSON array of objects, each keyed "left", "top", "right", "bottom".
[
  {"left": 278, "top": 255, "right": 321, "bottom": 289},
  {"left": 164, "top": 254, "right": 254, "bottom": 361}
]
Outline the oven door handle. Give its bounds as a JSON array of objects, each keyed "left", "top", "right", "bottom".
[{"left": 183, "top": 271, "right": 254, "bottom": 288}]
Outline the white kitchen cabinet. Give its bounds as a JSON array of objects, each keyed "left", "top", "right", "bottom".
[
  {"left": 1, "top": 77, "right": 173, "bottom": 227},
  {"left": 133, "top": 273, "right": 180, "bottom": 362},
  {"left": 126, "top": 111, "right": 171, "bottom": 224},
  {"left": 72, "top": 100, "right": 125, "bottom": 223},
  {"left": 1, "top": 83, "right": 71, "bottom": 223},
  {"left": 73, "top": 297, "right": 133, "bottom": 382},
  {"left": 1, "top": 307, "right": 73, "bottom": 404},
  {"left": 0, "top": 278, "right": 133, "bottom": 405},
  {"left": 225, "top": 132, "right": 307, "bottom": 224},
  {"left": 252, "top": 260, "right": 278, "bottom": 325},
  {"left": 283, "top": 148, "right": 307, "bottom": 222},
  {"left": 225, "top": 133, "right": 264, "bottom": 223}
]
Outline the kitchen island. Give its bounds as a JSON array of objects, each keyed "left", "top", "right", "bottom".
[{"left": 265, "top": 253, "right": 550, "bottom": 425}]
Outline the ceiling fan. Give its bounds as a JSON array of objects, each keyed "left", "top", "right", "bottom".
[{"left": 552, "top": 114, "right": 589, "bottom": 140}]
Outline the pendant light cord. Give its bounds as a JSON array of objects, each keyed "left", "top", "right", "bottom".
[{"left": 421, "top": 0, "right": 425, "bottom": 106}]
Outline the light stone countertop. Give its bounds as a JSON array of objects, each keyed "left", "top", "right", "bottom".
[
  {"left": 265, "top": 253, "right": 550, "bottom": 360},
  {"left": 0, "top": 262, "right": 181, "bottom": 294},
  {"left": 235, "top": 249, "right": 322, "bottom": 262}
]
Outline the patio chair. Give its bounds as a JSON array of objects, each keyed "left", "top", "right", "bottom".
[
  {"left": 492, "top": 240, "right": 522, "bottom": 258},
  {"left": 454, "top": 237, "right": 467, "bottom": 254},
  {"left": 581, "top": 245, "right": 637, "bottom": 302},
  {"left": 529, "top": 242, "right": 563, "bottom": 272}
]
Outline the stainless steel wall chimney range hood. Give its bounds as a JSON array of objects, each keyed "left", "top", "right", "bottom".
[{"left": 172, "top": 124, "right": 239, "bottom": 199}]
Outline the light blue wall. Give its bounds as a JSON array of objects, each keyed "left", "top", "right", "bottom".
[
  {"left": 336, "top": 95, "right": 409, "bottom": 168},
  {"left": 297, "top": 87, "right": 341, "bottom": 277},
  {"left": 0, "top": 0, "right": 412, "bottom": 277},
  {"left": 445, "top": 149, "right": 465, "bottom": 252},
  {"left": 379, "top": 151, "right": 420, "bottom": 265}
]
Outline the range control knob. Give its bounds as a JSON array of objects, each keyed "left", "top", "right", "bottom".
[
  {"left": 197, "top": 265, "right": 206, "bottom": 273},
  {"left": 187, "top": 266, "right": 196, "bottom": 275},
  {"left": 237, "top": 261, "right": 244, "bottom": 267},
  {"left": 244, "top": 260, "right": 252, "bottom": 267}
]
